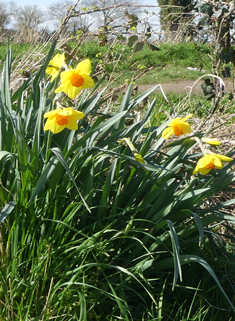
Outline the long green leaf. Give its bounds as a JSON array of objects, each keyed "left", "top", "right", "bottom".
[
  {"left": 180, "top": 255, "right": 235, "bottom": 311},
  {"left": 166, "top": 219, "right": 182, "bottom": 288},
  {"left": 51, "top": 147, "right": 91, "bottom": 213},
  {"left": 30, "top": 156, "right": 59, "bottom": 200},
  {"left": 0, "top": 201, "right": 16, "bottom": 223}
]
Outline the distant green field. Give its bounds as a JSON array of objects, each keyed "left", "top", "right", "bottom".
[
  {"left": 1, "top": 39, "right": 231, "bottom": 118},
  {"left": 0, "top": 40, "right": 214, "bottom": 84},
  {"left": 0, "top": 42, "right": 31, "bottom": 63},
  {"left": 73, "top": 40, "right": 213, "bottom": 84}
]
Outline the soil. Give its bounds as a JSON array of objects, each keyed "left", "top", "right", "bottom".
[{"left": 137, "top": 78, "right": 235, "bottom": 95}]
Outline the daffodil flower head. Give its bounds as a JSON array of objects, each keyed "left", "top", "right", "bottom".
[
  {"left": 44, "top": 107, "right": 85, "bottom": 134},
  {"left": 201, "top": 137, "right": 221, "bottom": 146},
  {"left": 193, "top": 153, "right": 233, "bottom": 175},
  {"left": 46, "top": 53, "right": 65, "bottom": 82},
  {"left": 120, "top": 138, "right": 146, "bottom": 165},
  {"left": 55, "top": 59, "right": 94, "bottom": 99},
  {"left": 134, "top": 152, "right": 145, "bottom": 164},
  {"left": 162, "top": 114, "right": 192, "bottom": 140}
]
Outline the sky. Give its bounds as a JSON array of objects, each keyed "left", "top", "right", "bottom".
[
  {"left": 14, "top": 0, "right": 159, "bottom": 11},
  {"left": 12, "top": 0, "right": 160, "bottom": 32}
]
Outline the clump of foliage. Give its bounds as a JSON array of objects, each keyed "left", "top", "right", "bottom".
[{"left": 0, "top": 41, "right": 235, "bottom": 321}]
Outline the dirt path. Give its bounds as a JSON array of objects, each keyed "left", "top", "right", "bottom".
[{"left": 138, "top": 79, "right": 234, "bottom": 95}]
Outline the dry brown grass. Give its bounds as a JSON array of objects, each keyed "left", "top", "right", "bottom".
[{"left": 9, "top": 32, "right": 75, "bottom": 91}]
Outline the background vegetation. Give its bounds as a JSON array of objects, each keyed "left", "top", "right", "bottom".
[{"left": 0, "top": 0, "right": 235, "bottom": 320}]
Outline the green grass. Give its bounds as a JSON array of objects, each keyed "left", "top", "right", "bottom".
[
  {"left": 0, "top": 39, "right": 229, "bottom": 88},
  {"left": 68, "top": 40, "right": 213, "bottom": 84},
  {"left": 0, "top": 42, "right": 31, "bottom": 63},
  {"left": 74, "top": 41, "right": 212, "bottom": 70},
  {"left": 0, "top": 40, "right": 222, "bottom": 94},
  {"left": 135, "top": 65, "right": 208, "bottom": 85}
]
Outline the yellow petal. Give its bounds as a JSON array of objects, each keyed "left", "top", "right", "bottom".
[
  {"left": 66, "top": 85, "right": 82, "bottom": 99},
  {"left": 54, "top": 79, "right": 71, "bottom": 94},
  {"left": 81, "top": 74, "right": 95, "bottom": 88},
  {"left": 197, "top": 155, "right": 210, "bottom": 168},
  {"left": 70, "top": 111, "right": 85, "bottom": 120},
  {"left": 57, "top": 108, "right": 74, "bottom": 116},
  {"left": 44, "top": 109, "right": 60, "bottom": 119},
  {"left": 193, "top": 163, "right": 211, "bottom": 175},
  {"left": 66, "top": 118, "right": 79, "bottom": 131},
  {"left": 76, "top": 59, "right": 91, "bottom": 74},
  {"left": 44, "top": 118, "right": 65, "bottom": 134},
  {"left": 55, "top": 79, "right": 82, "bottom": 99},
  {"left": 178, "top": 123, "right": 191, "bottom": 134},
  {"left": 173, "top": 123, "right": 191, "bottom": 136},
  {"left": 211, "top": 156, "right": 223, "bottom": 169},
  {"left": 60, "top": 69, "right": 74, "bottom": 83},
  {"left": 46, "top": 53, "right": 65, "bottom": 82},
  {"left": 46, "top": 66, "right": 58, "bottom": 80},
  {"left": 162, "top": 127, "right": 174, "bottom": 139},
  {"left": 201, "top": 137, "right": 221, "bottom": 146},
  {"left": 193, "top": 154, "right": 211, "bottom": 174},
  {"left": 212, "top": 154, "right": 233, "bottom": 162},
  {"left": 53, "top": 53, "right": 65, "bottom": 66},
  {"left": 180, "top": 114, "right": 192, "bottom": 122},
  {"left": 168, "top": 118, "right": 181, "bottom": 127},
  {"left": 60, "top": 108, "right": 85, "bottom": 120},
  {"left": 198, "top": 167, "right": 212, "bottom": 175}
]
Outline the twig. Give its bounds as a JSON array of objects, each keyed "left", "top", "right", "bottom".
[{"left": 70, "top": 4, "right": 180, "bottom": 18}]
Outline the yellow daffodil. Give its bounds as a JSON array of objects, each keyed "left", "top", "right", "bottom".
[
  {"left": 46, "top": 53, "right": 65, "bottom": 82},
  {"left": 44, "top": 108, "right": 85, "bottom": 134},
  {"left": 162, "top": 114, "right": 192, "bottom": 140},
  {"left": 134, "top": 152, "right": 145, "bottom": 164},
  {"left": 193, "top": 153, "right": 233, "bottom": 175},
  {"left": 55, "top": 59, "right": 94, "bottom": 99},
  {"left": 201, "top": 137, "right": 221, "bottom": 146}
]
